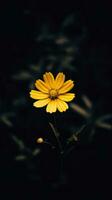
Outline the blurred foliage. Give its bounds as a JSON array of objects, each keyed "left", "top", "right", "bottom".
[{"left": 1, "top": 10, "right": 112, "bottom": 193}]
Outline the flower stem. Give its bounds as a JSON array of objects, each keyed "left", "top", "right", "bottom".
[{"left": 49, "top": 122, "right": 63, "bottom": 154}]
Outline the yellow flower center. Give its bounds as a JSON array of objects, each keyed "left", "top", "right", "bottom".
[{"left": 49, "top": 89, "right": 58, "bottom": 99}]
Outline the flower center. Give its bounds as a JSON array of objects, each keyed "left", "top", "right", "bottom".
[{"left": 49, "top": 89, "right": 58, "bottom": 99}]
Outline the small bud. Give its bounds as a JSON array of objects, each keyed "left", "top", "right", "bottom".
[{"left": 36, "top": 137, "right": 44, "bottom": 144}]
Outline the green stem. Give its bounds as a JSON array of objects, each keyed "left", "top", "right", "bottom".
[
  {"left": 49, "top": 122, "right": 63, "bottom": 154},
  {"left": 49, "top": 115, "right": 64, "bottom": 179}
]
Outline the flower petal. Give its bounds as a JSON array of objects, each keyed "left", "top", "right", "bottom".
[
  {"left": 35, "top": 79, "right": 49, "bottom": 93},
  {"left": 56, "top": 99, "right": 69, "bottom": 112},
  {"left": 33, "top": 98, "right": 50, "bottom": 108},
  {"left": 43, "top": 74, "right": 52, "bottom": 90},
  {"left": 54, "top": 72, "right": 65, "bottom": 89},
  {"left": 46, "top": 100, "right": 57, "bottom": 113},
  {"left": 30, "top": 90, "right": 49, "bottom": 100},
  {"left": 58, "top": 93, "right": 75, "bottom": 102},
  {"left": 58, "top": 80, "right": 74, "bottom": 94},
  {"left": 43, "top": 72, "right": 55, "bottom": 89}
]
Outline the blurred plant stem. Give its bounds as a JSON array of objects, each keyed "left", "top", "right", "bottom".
[
  {"left": 49, "top": 115, "right": 64, "bottom": 180},
  {"left": 49, "top": 122, "right": 63, "bottom": 154},
  {"left": 70, "top": 103, "right": 91, "bottom": 118}
]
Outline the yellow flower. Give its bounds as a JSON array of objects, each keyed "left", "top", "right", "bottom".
[{"left": 29, "top": 72, "right": 75, "bottom": 113}]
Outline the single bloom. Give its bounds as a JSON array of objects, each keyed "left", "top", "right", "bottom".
[{"left": 29, "top": 72, "right": 75, "bottom": 113}]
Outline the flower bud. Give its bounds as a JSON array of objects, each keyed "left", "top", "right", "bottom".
[{"left": 36, "top": 137, "right": 44, "bottom": 144}]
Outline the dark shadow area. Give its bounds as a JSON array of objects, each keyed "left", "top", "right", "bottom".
[{"left": 0, "top": 1, "right": 112, "bottom": 199}]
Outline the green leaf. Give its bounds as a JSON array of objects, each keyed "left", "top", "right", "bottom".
[
  {"left": 12, "top": 135, "right": 25, "bottom": 150},
  {"left": 0, "top": 112, "right": 15, "bottom": 127},
  {"left": 12, "top": 71, "right": 32, "bottom": 80},
  {"left": 15, "top": 155, "right": 27, "bottom": 161},
  {"left": 32, "top": 148, "right": 40, "bottom": 156}
]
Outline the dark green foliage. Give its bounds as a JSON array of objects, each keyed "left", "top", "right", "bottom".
[{"left": 1, "top": 5, "right": 112, "bottom": 198}]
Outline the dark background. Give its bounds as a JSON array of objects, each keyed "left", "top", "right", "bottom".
[{"left": 0, "top": 1, "right": 112, "bottom": 199}]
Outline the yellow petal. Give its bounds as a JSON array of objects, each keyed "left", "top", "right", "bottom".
[
  {"left": 58, "top": 93, "right": 75, "bottom": 102},
  {"left": 58, "top": 80, "right": 74, "bottom": 94},
  {"left": 54, "top": 72, "right": 65, "bottom": 89},
  {"left": 35, "top": 79, "right": 49, "bottom": 93},
  {"left": 43, "top": 74, "right": 52, "bottom": 90},
  {"left": 56, "top": 99, "right": 68, "bottom": 112},
  {"left": 43, "top": 72, "right": 55, "bottom": 89},
  {"left": 30, "top": 90, "right": 49, "bottom": 100},
  {"left": 46, "top": 100, "right": 57, "bottom": 113},
  {"left": 33, "top": 98, "right": 50, "bottom": 108}
]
